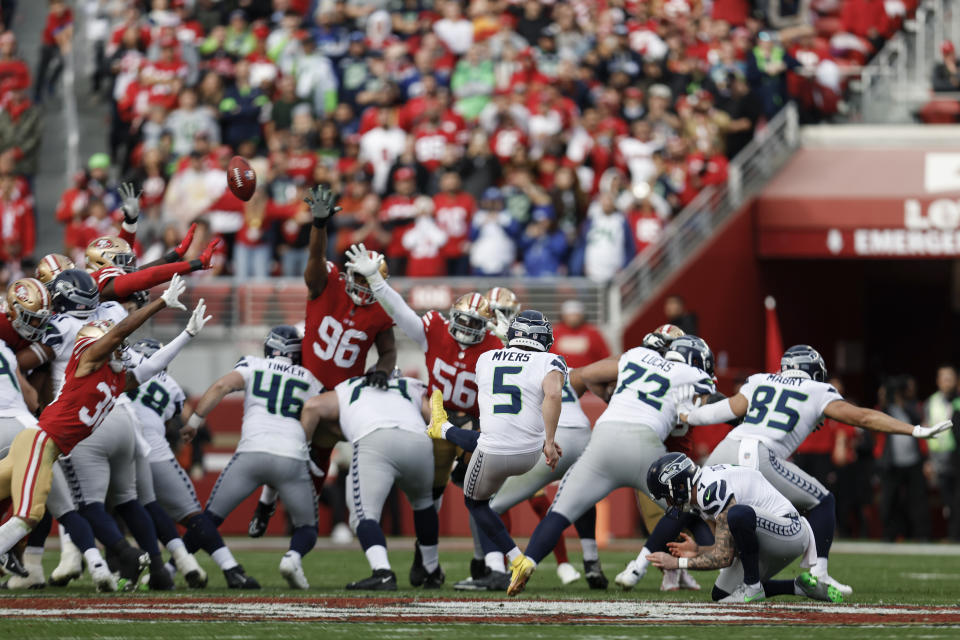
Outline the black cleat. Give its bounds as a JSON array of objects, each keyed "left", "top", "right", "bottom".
[
  {"left": 248, "top": 501, "right": 276, "bottom": 538},
  {"left": 584, "top": 560, "right": 608, "bottom": 590},
  {"left": 117, "top": 548, "right": 149, "bottom": 592},
  {"left": 409, "top": 542, "right": 427, "bottom": 587},
  {"left": 148, "top": 557, "right": 175, "bottom": 591},
  {"left": 0, "top": 552, "right": 28, "bottom": 577},
  {"left": 423, "top": 566, "right": 445, "bottom": 589},
  {"left": 470, "top": 558, "right": 490, "bottom": 580},
  {"left": 224, "top": 565, "right": 261, "bottom": 589},
  {"left": 453, "top": 570, "right": 509, "bottom": 591},
  {"left": 450, "top": 454, "right": 469, "bottom": 488},
  {"left": 346, "top": 569, "right": 397, "bottom": 591}
]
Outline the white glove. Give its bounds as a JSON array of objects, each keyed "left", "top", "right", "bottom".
[
  {"left": 345, "top": 243, "right": 381, "bottom": 279},
  {"left": 185, "top": 298, "right": 212, "bottom": 337},
  {"left": 160, "top": 273, "right": 187, "bottom": 310},
  {"left": 488, "top": 309, "right": 510, "bottom": 342},
  {"left": 671, "top": 384, "right": 698, "bottom": 420},
  {"left": 118, "top": 182, "right": 141, "bottom": 224},
  {"left": 913, "top": 420, "right": 952, "bottom": 438}
]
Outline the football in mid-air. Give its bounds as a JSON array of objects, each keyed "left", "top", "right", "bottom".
[{"left": 227, "top": 156, "right": 256, "bottom": 201}]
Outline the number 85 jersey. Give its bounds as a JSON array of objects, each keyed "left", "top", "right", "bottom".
[
  {"left": 597, "top": 346, "right": 715, "bottom": 441},
  {"left": 727, "top": 373, "right": 842, "bottom": 458}
]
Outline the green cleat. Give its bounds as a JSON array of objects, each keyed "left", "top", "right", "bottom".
[{"left": 796, "top": 572, "right": 843, "bottom": 604}]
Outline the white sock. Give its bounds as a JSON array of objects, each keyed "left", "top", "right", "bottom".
[
  {"left": 636, "top": 546, "right": 652, "bottom": 570},
  {"left": 420, "top": 544, "right": 439, "bottom": 573},
  {"left": 166, "top": 538, "right": 188, "bottom": 560},
  {"left": 0, "top": 518, "right": 31, "bottom": 554},
  {"left": 83, "top": 547, "right": 105, "bottom": 568},
  {"left": 284, "top": 550, "right": 302, "bottom": 562},
  {"left": 212, "top": 546, "right": 239, "bottom": 571},
  {"left": 485, "top": 551, "right": 505, "bottom": 572},
  {"left": 580, "top": 538, "right": 599, "bottom": 562},
  {"left": 259, "top": 486, "right": 278, "bottom": 505},
  {"left": 365, "top": 545, "right": 390, "bottom": 571},
  {"left": 811, "top": 557, "right": 828, "bottom": 577},
  {"left": 59, "top": 524, "right": 71, "bottom": 545},
  {"left": 505, "top": 547, "right": 521, "bottom": 563}
]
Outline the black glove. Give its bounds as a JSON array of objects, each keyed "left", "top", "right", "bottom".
[{"left": 365, "top": 369, "right": 389, "bottom": 390}]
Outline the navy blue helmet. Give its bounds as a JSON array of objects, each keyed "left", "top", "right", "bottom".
[
  {"left": 264, "top": 325, "right": 302, "bottom": 363},
  {"left": 665, "top": 335, "right": 715, "bottom": 377},
  {"left": 647, "top": 452, "right": 700, "bottom": 518},
  {"left": 131, "top": 338, "right": 163, "bottom": 359},
  {"left": 506, "top": 310, "right": 554, "bottom": 352},
  {"left": 780, "top": 345, "right": 827, "bottom": 382},
  {"left": 51, "top": 269, "right": 100, "bottom": 319}
]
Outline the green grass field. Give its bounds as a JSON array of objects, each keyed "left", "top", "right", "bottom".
[{"left": 2, "top": 544, "right": 959, "bottom": 639}]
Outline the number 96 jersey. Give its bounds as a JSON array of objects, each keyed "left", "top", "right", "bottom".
[
  {"left": 727, "top": 373, "right": 842, "bottom": 459},
  {"left": 303, "top": 264, "right": 394, "bottom": 389},
  {"left": 234, "top": 355, "right": 323, "bottom": 461}
]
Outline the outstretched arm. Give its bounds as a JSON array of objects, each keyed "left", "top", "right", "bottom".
[
  {"left": 303, "top": 185, "right": 342, "bottom": 299},
  {"left": 183, "top": 371, "right": 245, "bottom": 442},
  {"left": 825, "top": 400, "right": 951, "bottom": 438},
  {"left": 684, "top": 393, "right": 748, "bottom": 426},
  {"left": 373, "top": 328, "right": 397, "bottom": 373},
  {"left": 100, "top": 239, "right": 220, "bottom": 301},
  {"left": 124, "top": 299, "right": 212, "bottom": 391},
  {"left": 578, "top": 357, "right": 619, "bottom": 402},
  {"left": 300, "top": 391, "right": 341, "bottom": 442}
]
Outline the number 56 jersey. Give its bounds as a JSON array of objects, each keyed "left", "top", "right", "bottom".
[
  {"left": 597, "top": 346, "right": 715, "bottom": 441},
  {"left": 234, "top": 355, "right": 323, "bottom": 461},
  {"left": 727, "top": 373, "right": 842, "bottom": 458}
]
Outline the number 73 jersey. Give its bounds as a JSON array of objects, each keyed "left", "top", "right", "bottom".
[
  {"left": 728, "top": 373, "right": 843, "bottom": 458},
  {"left": 597, "top": 346, "right": 715, "bottom": 441},
  {"left": 234, "top": 355, "right": 323, "bottom": 461}
]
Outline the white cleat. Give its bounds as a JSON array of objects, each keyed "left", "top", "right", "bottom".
[
  {"left": 6, "top": 553, "right": 46, "bottom": 589},
  {"left": 677, "top": 568, "right": 701, "bottom": 591},
  {"left": 719, "top": 582, "right": 765, "bottom": 604},
  {"left": 615, "top": 560, "right": 646, "bottom": 590},
  {"left": 816, "top": 573, "right": 852, "bottom": 596},
  {"left": 556, "top": 562, "right": 581, "bottom": 585},
  {"left": 49, "top": 539, "right": 83, "bottom": 587},
  {"left": 279, "top": 552, "right": 309, "bottom": 590},
  {"left": 90, "top": 561, "right": 118, "bottom": 593},
  {"left": 174, "top": 552, "right": 208, "bottom": 588},
  {"left": 660, "top": 568, "right": 680, "bottom": 591}
]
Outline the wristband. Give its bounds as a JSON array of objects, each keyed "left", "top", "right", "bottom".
[
  {"left": 188, "top": 259, "right": 203, "bottom": 272},
  {"left": 678, "top": 557, "right": 689, "bottom": 569},
  {"left": 312, "top": 216, "right": 328, "bottom": 229},
  {"left": 122, "top": 220, "right": 138, "bottom": 233},
  {"left": 187, "top": 414, "right": 205, "bottom": 429},
  {"left": 163, "top": 250, "right": 180, "bottom": 264}
]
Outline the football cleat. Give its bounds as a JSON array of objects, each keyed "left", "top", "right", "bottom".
[
  {"left": 815, "top": 573, "right": 853, "bottom": 596},
  {"left": 224, "top": 565, "right": 261, "bottom": 589},
  {"left": 661, "top": 569, "right": 680, "bottom": 591},
  {"left": 409, "top": 542, "right": 427, "bottom": 587},
  {"left": 174, "top": 552, "right": 208, "bottom": 589},
  {"left": 279, "top": 552, "right": 309, "bottom": 590},
  {"left": 48, "top": 543, "right": 83, "bottom": 587},
  {"left": 678, "top": 568, "right": 701, "bottom": 591},
  {"left": 0, "top": 551, "right": 28, "bottom": 578},
  {"left": 90, "top": 560, "right": 117, "bottom": 592},
  {"left": 507, "top": 555, "right": 535, "bottom": 596},
  {"left": 556, "top": 562, "right": 581, "bottom": 585},
  {"left": 470, "top": 558, "right": 490, "bottom": 580},
  {"left": 423, "top": 566, "right": 445, "bottom": 589},
  {"left": 797, "top": 572, "right": 844, "bottom": 603},
  {"left": 427, "top": 389, "right": 447, "bottom": 439},
  {"left": 583, "top": 560, "right": 609, "bottom": 589},
  {"left": 346, "top": 569, "right": 397, "bottom": 591},
  {"left": 148, "top": 556, "right": 175, "bottom": 590},
  {"left": 454, "top": 570, "right": 509, "bottom": 591},
  {"left": 5, "top": 550, "right": 45, "bottom": 589},
  {"left": 248, "top": 501, "right": 276, "bottom": 538},
  {"left": 117, "top": 549, "right": 149, "bottom": 592},
  {"left": 615, "top": 560, "right": 645, "bottom": 590},
  {"left": 719, "top": 583, "right": 765, "bottom": 604}
]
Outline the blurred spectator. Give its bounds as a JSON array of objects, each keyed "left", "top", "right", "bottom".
[
  {"left": 664, "top": 294, "right": 699, "bottom": 335},
  {"left": 163, "top": 150, "right": 223, "bottom": 230},
  {"left": 927, "top": 365, "right": 958, "bottom": 539},
  {"left": 167, "top": 87, "right": 220, "bottom": 158},
  {"left": 85, "top": 153, "right": 119, "bottom": 211},
  {"left": 432, "top": 170, "right": 475, "bottom": 275},
  {"left": 469, "top": 186, "right": 517, "bottom": 276},
  {"left": 580, "top": 190, "right": 634, "bottom": 282},
  {"left": 34, "top": 0, "right": 73, "bottom": 103},
  {"left": 401, "top": 196, "right": 447, "bottom": 277},
  {"left": 552, "top": 299, "right": 610, "bottom": 369},
  {"left": 451, "top": 43, "right": 494, "bottom": 121},
  {"left": 520, "top": 204, "right": 568, "bottom": 277},
  {"left": 0, "top": 77, "right": 40, "bottom": 180},
  {"left": 0, "top": 32, "right": 29, "bottom": 100},
  {"left": 0, "top": 172, "right": 35, "bottom": 265},
  {"left": 747, "top": 31, "right": 801, "bottom": 119},
  {"left": 933, "top": 41, "right": 960, "bottom": 93}
]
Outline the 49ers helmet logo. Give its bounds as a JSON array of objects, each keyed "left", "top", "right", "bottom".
[{"left": 12, "top": 283, "right": 30, "bottom": 303}]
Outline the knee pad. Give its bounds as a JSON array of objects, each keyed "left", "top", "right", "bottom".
[
  {"left": 711, "top": 585, "right": 729, "bottom": 602},
  {"left": 726, "top": 504, "right": 757, "bottom": 533}
]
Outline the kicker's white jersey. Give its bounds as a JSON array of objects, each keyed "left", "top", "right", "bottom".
[
  {"left": 0, "top": 340, "right": 30, "bottom": 419},
  {"left": 476, "top": 348, "right": 568, "bottom": 455},
  {"left": 42, "top": 302, "right": 128, "bottom": 399},
  {"left": 559, "top": 379, "right": 590, "bottom": 430},
  {"left": 694, "top": 464, "right": 797, "bottom": 521},
  {"left": 727, "top": 373, "right": 843, "bottom": 458},
  {"left": 597, "top": 346, "right": 715, "bottom": 440},
  {"left": 127, "top": 369, "right": 187, "bottom": 462},
  {"left": 234, "top": 355, "right": 322, "bottom": 460},
  {"left": 334, "top": 376, "right": 428, "bottom": 443}
]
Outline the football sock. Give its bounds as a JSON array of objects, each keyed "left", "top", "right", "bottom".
[
  {"left": 528, "top": 494, "right": 569, "bottom": 564},
  {"left": 166, "top": 537, "right": 187, "bottom": 560},
  {"left": 356, "top": 519, "right": 387, "bottom": 552},
  {"left": 364, "top": 545, "right": 390, "bottom": 571},
  {"left": 807, "top": 493, "right": 836, "bottom": 567},
  {"left": 0, "top": 517, "right": 31, "bottom": 554},
  {"left": 443, "top": 426, "right": 480, "bottom": 452},
  {"left": 79, "top": 502, "right": 125, "bottom": 547},
  {"left": 635, "top": 546, "right": 652, "bottom": 571},
  {"left": 259, "top": 486, "right": 278, "bottom": 506},
  {"left": 468, "top": 514, "right": 484, "bottom": 560},
  {"left": 485, "top": 551, "right": 505, "bottom": 572},
  {"left": 464, "top": 497, "right": 516, "bottom": 555},
  {"left": 762, "top": 579, "right": 799, "bottom": 597},
  {"left": 525, "top": 511, "right": 571, "bottom": 563},
  {"left": 413, "top": 507, "right": 439, "bottom": 546},
  {"left": 574, "top": 506, "right": 597, "bottom": 540},
  {"left": 289, "top": 525, "right": 318, "bottom": 557},
  {"left": 145, "top": 501, "right": 180, "bottom": 546},
  {"left": 59, "top": 510, "right": 96, "bottom": 551},
  {"left": 727, "top": 505, "right": 760, "bottom": 585},
  {"left": 506, "top": 547, "right": 522, "bottom": 563},
  {"left": 211, "top": 546, "right": 238, "bottom": 571},
  {"left": 115, "top": 500, "right": 161, "bottom": 557},
  {"left": 580, "top": 538, "right": 599, "bottom": 563},
  {"left": 26, "top": 511, "right": 52, "bottom": 548},
  {"left": 83, "top": 547, "right": 106, "bottom": 568},
  {"left": 420, "top": 543, "right": 439, "bottom": 572}
]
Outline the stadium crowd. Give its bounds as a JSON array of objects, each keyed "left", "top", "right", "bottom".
[{"left": 0, "top": 0, "right": 917, "bottom": 282}]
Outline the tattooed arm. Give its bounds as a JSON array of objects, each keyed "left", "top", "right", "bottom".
[{"left": 648, "top": 499, "right": 738, "bottom": 571}]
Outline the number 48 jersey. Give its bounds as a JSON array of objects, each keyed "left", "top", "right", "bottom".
[
  {"left": 728, "top": 373, "right": 843, "bottom": 458},
  {"left": 234, "top": 355, "right": 323, "bottom": 461},
  {"left": 127, "top": 370, "right": 186, "bottom": 462}
]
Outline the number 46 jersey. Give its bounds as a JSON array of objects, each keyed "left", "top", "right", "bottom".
[
  {"left": 597, "top": 346, "right": 715, "bottom": 441},
  {"left": 234, "top": 355, "right": 323, "bottom": 461},
  {"left": 727, "top": 373, "right": 842, "bottom": 459}
]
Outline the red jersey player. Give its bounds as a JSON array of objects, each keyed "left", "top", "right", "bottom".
[
  {"left": 1, "top": 278, "right": 51, "bottom": 353},
  {"left": 0, "top": 275, "right": 205, "bottom": 574}
]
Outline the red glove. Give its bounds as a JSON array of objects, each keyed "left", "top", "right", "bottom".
[
  {"left": 175, "top": 223, "right": 197, "bottom": 258},
  {"left": 189, "top": 238, "right": 223, "bottom": 271}
]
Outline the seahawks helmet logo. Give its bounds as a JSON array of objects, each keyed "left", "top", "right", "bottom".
[{"left": 658, "top": 457, "right": 693, "bottom": 485}]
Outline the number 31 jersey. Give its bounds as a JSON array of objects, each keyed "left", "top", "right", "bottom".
[
  {"left": 475, "top": 348, "right": 568, "bottom": 455},
  {"left": 597, "top": 346, "right": 715, "bottom": 441},
  {"left": 303, "top": 264, "right": 394, "bottom": 389},
  {"left": 234, "top": 355, "right": 323, "bottom": 461},
  {"left": 728, "top": 373, "right": 842, "bottom": 458}
]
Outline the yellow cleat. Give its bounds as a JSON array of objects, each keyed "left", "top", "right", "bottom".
[
  {"left": 427, "top": 389, "right": 447, "bottom": 440},
  {"left": 507, "top": 555, "right": 535, "bottom": 596}
]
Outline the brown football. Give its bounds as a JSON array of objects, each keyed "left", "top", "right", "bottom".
[{"left": 227, "top": 156, "right": 256, "bottom": 201}]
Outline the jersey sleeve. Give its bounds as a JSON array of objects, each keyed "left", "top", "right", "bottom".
[
  {"left": 736, "top": 375, "right": 760, "bottom": 402},
  {"left": 233, "top": 356, "right": 252, "bottom": 384},
  {"left": 545, "top": 353, "right": 569, "bottom": 382},
  {"left": 697, "top": 469, "right": 733, "bottom": 518},
  {"left": 72, "top": 336, "right": 98, "bottom": 359},
  {"left": 692, "top": 373, "right": 716, "bottom": 396},
  {"left": 93, "top": 266, "right": 127, "bottom": 292},
  {"left": 814, "top": 382, "right": 844, "bottom": 415}
]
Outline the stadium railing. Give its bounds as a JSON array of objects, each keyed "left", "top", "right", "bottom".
[{"left": 610, "top": 103, "right": 800, "bottom": 323}]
